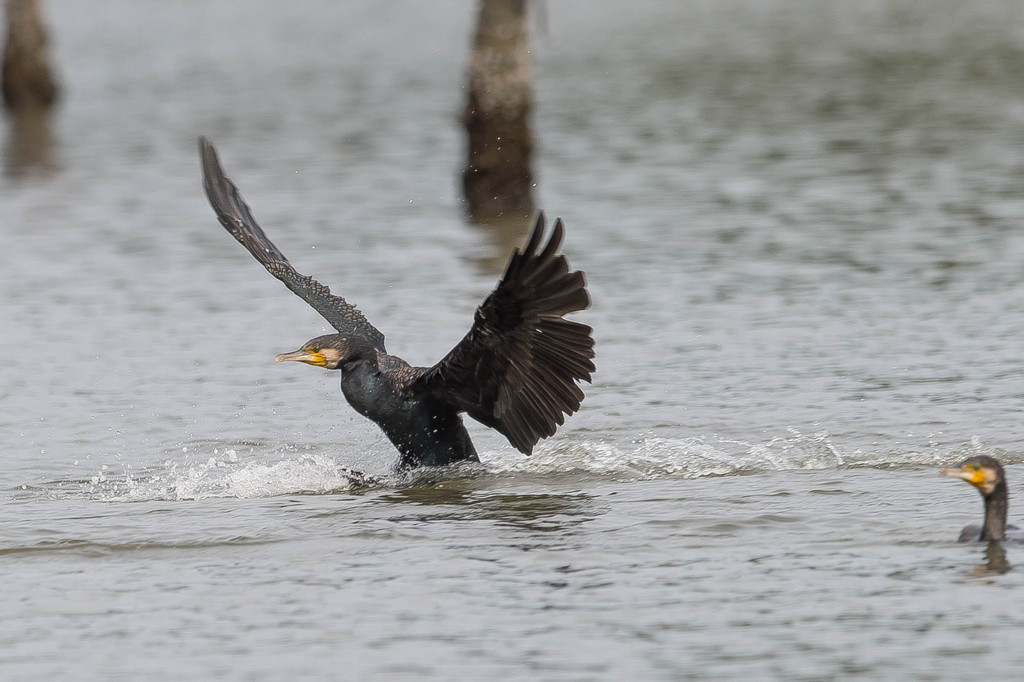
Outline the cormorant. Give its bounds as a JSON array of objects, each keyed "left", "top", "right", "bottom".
[
  {"left": 199, "top": 137, "right": 595, "bottom": 468},
  {"left": 940, "top": 455, "right": 1024, "bottom": 542}
]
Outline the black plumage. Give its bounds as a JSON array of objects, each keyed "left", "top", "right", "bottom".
[{"left": 199, "top": 137, "right": 594, "bottom": 468}]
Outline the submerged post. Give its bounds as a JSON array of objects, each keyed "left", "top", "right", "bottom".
[
  {"left": 2, "top": 0, "right": 60, "bottom": 111},
  {"left": 462, "top": 0, "right": 534, "bottom": 222}
]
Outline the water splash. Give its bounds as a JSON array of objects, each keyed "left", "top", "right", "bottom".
[
  {"left": 485, "top": 430, "right": 1014, "bottom": 480},
  {"left": 135, "top": 452, "right": 382, "bottom": 501},
  {"left": 36, "top": 447, "right": 382, "bottom": 502},
  {"left": 22, "top": 432, "right": 1017, "bottom": 503}
]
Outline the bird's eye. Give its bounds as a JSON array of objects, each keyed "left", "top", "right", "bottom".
[
  {"left": 312, "top": 346, "right": 321, "bottom": 353},
  {"left": 972, "top": 464, "right": 981, "bottom": 471}
]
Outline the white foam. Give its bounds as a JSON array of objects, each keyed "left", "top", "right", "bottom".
[
  {"left": 481, "top": 430, "right": 1007, "bottom": 480},
  {"left": 78, "top": 450, "right": 380, "bottom": 502},
  {"left": 36, "top": 432, "right": 1017, "bottom": 503}
]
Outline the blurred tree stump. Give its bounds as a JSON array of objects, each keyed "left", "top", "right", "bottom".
[
  {"left": 462, "top": 0, "right": 534, "bottom": 222},
  {"left": 2, "top": 0, "right": 60, "bottom": 111},
  {"left": 5, "top": 98, "right": 55, "bottom": 177}
]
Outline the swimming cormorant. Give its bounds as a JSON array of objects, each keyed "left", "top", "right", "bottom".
[
  {"left": 199, "top": 137, "right": 595, "bottom": 468},
  {"left": 940, "top": 455, "right": 1023, "bottom": 542}
]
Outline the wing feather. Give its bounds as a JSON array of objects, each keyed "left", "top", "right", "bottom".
[
  {"left": 199, "top": 137, "right": 386, "bottom": 351},
  {"left": 414, "top": 214, "right": 595, "bottom": 454}
]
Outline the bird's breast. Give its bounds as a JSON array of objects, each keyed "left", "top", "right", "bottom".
[{"left": 340, "top": 363, "right": 408, "bottom": 423}]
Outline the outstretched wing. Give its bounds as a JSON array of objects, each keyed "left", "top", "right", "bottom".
[
  {"left": 413, "top": 213, "right": 595, "bottom": 454},
  {"left": 199, "top": 137, "right": 386, "bottom": 352}
]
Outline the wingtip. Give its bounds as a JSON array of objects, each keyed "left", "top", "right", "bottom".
[
  {"left": 552, "top": 217, "right": 565, "bottom": 240},
  {"left": 530, "top": 212, "right": 567, "bottom": 258},
  {"left": 199, "top": 136, "right": 216, "bottom": 176},
  {"left": 544, "top": 217, "right": 565, "bottom": 257},
  {"left": 199, "top": 137, "right": 232, "bottom": 205},
  {"left": 198, "top": 135, "right": 215, "bottom": 161},
  {"left": 198, "top": 135, "right": 218, "bottom": 163}
]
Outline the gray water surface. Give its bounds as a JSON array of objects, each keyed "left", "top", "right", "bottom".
[{"left": 4, "top": 1, "right": 1024, "bottom": 679}]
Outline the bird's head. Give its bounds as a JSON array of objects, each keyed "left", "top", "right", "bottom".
[
  {"left": 274, "top": 334, "right": 360, "bottom": 370},
  {"left": 940, "top": 455, "right": 1006, "bottom": 497}
]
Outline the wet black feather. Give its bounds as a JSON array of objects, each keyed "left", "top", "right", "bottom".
[{"left": 200, "top": 137, "right": 594, "bottom": 464}]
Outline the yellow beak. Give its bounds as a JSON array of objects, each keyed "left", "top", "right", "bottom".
[
  {"left": 939, "top": 466, "right": 985, "bottom": 487},
  {"left": 274, "top": 348, "right": 327, "bottom": 367}
]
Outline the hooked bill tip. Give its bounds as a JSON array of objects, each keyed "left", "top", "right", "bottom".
[
  {"left": 274, "top": 349, "right": 319, "bottom": 365},
  {"left": 939, "top": 466, "right": 972, "bottom": 482}
]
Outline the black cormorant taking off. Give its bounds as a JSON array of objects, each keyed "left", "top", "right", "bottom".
[
  {"left": 940, "top": 455, "right": 1024, "bottom": 542},
  {"left": 199, "top": 137, "right": 595, "bottom": 468}
]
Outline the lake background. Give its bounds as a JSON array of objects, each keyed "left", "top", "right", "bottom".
[{"left": 4, "top": 0, "right": 1024, "bottom": 679}]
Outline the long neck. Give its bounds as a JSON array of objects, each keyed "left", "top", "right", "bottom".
[{"left": 981, "top": 480, "right": 1008, "bottom": 542}]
